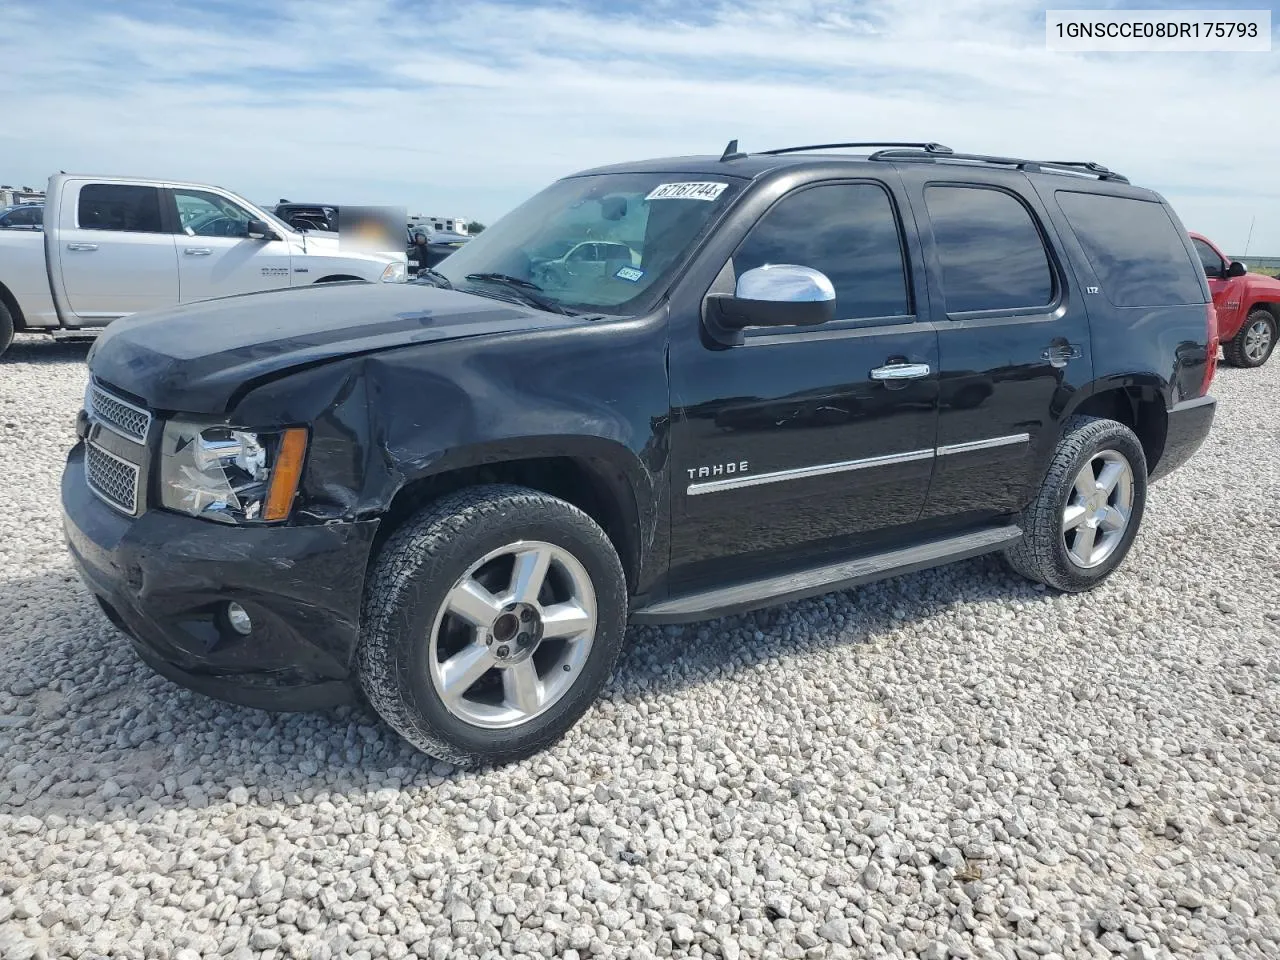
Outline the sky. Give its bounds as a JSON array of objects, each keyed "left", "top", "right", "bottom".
[{"left": 3, "top": 0, "right": 1278, "bottom": 253}]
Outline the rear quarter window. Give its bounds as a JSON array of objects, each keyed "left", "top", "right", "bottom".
[{"left": 1055, "top": 191, "right": 1204, "bottom": 307}]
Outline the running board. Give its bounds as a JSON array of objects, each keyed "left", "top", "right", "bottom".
[
  {"left": 631, "top": 524, "right": 1022, "bottom": 625},
  {"left": 50, "top": 329, "right": 100, "bottom": 340}
]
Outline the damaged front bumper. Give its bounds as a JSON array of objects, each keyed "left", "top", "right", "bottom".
[{"left": 61, "top": 443, "right": 379, "bottom": 711}]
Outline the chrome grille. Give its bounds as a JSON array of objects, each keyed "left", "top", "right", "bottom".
[
  {"left": 88, "top": 384, "right": 152, "bottom": 442},
  {"left": 85, "top": 441, "right": 140, "bottom": 515}
]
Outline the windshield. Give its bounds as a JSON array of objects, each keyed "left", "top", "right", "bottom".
[{"left": 430, "top": 172, "right": 744, "bottom": 314}]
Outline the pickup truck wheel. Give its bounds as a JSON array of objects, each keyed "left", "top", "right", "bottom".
[
  {"left": 1222, "top": 309, "right": 1276, "bottom": 368},
  {"left": 1003, "top": 415, "right": 1147, "bottom": 593},
  {"left": 0, "top": 303, "right": 13, "bottom": 358},
  {"left": 357, "top": 484, "right": 628, "bottom": 767}
]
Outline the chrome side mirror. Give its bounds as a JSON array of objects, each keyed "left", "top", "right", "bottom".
[
  {"left": 735, "top": 263, "right": 836, "bottom": 305},
  {"left": 708, "top": 264, "right": 838, "bottom": 332}
]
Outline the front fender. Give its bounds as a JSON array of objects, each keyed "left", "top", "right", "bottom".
[{"left": 233, "top": 315, "right": 672, "bottom": 583}]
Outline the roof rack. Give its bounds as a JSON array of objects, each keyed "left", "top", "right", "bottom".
[
  {"left": 716, "top": 140, "right": 955, "bottom": 161},
  {"left": 1047, "top": 160, "right": 1126, "bottom": 179},
  {"left": 867, "top": 148, "right": 1129, "bottom": 183},
  {"left": 715, "top": 140, "right": 1130, "bottom": 183},
  {"left": 757, "top": 141, "right": 954, "bottom": 157}
]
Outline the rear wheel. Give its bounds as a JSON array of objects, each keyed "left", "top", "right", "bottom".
[
  {"left": 0, "top": 302, "right": 13, "bottom": 358},
  {"left": 1004, "top": 415, "right": 1147, "bottom": 592},
  {"left": 1222, "top": 309, "right": 1276, "bottom": 368},
  {"left": 357, "top": 484, "right": 628, "bottom": 767}
]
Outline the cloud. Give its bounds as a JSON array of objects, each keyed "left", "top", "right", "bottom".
[{"left": 2, "top": 0, "right": 1277, "bottom": 251}]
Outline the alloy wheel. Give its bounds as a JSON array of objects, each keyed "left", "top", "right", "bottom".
[
  {"left": 1244, "top": 318, "right": 1273, "bottom": 363},
  {"left": 1061, "top": 450, "right": 1134, "bottom": 569},
  {"left": 428, "top": 540, "right": 597, "bottom": 728}
]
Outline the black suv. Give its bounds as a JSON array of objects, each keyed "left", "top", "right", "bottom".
[{"left": 62, "top": 141, "right": 1218, "bottom": 766}]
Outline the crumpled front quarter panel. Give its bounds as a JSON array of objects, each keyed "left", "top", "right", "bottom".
[
  {"left": 361, "top": 318, "right": 670, "bottom": 512},
  {"left": 229, "top": 315, "right": 673, "bottom": 574}
]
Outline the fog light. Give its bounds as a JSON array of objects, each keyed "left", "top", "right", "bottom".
[{"left": 226, "top": 602, "right": 253, "bottom": 636}]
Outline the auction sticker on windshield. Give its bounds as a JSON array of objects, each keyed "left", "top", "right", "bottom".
[{"left": 645, "top": 182, "right": 728, "bottom": 201}]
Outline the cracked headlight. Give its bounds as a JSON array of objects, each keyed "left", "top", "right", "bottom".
[{"left": 159, "top": 421, "right": 308, "bottom": 524}]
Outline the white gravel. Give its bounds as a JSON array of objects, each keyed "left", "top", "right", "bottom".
[{"left": 1, "top": 332, "right": 1278, "bottom": 960}]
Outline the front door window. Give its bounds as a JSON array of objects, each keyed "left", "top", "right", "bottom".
[{"left": 174, "top": 189, "right": 256, "bottom": 239}]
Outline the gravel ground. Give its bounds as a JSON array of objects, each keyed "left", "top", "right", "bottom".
[{"left": 1, "top": 332, "right": 1278, "bottom": 960}]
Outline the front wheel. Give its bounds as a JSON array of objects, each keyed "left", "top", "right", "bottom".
[
  {"left": 1004, "top": 416, "right": 1148, "bottom": 593},
  {"left": 357, "top": 484, "right": 628, "bottom": 767},
  {"left": 1222, "top": 309, "right": 1276, "bottom": 368}
]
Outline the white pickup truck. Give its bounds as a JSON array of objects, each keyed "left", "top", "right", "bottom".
[{"left": 0, "top": 174, "right": 408, "bottom": 357}]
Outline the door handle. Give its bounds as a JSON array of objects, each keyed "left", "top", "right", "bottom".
[
  {"left": 870, "top": 362, "right": 931, "bottom": 381},
  {"left": 66, "top": 242, "right": 98, "bottom": 251},
  {"left": 1041, "top": 343, "right": 1082, "bottom": 367},
  {"left": 184, "top": 247, "right": 213, "bottom": 256}
]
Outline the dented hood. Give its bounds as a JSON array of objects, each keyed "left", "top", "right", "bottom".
[{"left": 87, "top": 282, "right": 581, "bottom": 413}]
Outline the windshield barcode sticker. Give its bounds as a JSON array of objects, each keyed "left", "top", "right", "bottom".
[{"left": 645, "top": 182, "right": 728, "bottom": 202}]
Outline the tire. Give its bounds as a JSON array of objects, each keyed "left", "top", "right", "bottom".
[
  {"left": 0, "top": 302, "right": 13, "bottom": 359},
  {"left": 1003, "top": 415, "right": 1148, "bottom": 593},
  {"left": 1222, "top": 308, "right": 1277, "bottom": 368},
  {"left": 357, "top": 483, "right": 628, "bottom": 767}
]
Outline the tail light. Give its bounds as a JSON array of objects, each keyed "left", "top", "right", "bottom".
[{"left": 1201, "top": 300, "right": 1219, "bottom": 396}]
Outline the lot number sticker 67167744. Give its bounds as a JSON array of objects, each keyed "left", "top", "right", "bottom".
[{"left": 645, "top": 182, "right": 728, "bottom": 201}]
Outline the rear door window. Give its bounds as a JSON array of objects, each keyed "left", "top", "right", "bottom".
[
  {"left": 1055, "top": 191, "right": 1204, "bottom": 306},
  {"left": 78, "top": 184, "right": 165, "bottom": 234},
  {"left": 923, "top": 185, "right": 1055, "bottom": 314}
]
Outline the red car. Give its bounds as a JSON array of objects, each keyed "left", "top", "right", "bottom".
[{"left": 1190, "top": 231, "right": 1279, "bottom": 368}]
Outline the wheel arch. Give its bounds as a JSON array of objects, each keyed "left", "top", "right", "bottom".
[
  {"left": 1061, "top": 377, "right": 1168, "bottom": 476},
  {"left": 0, "top": 280, "right": 26, "bottom": 330},
  {"left": 370, "top": 439, "right": 653, "bottom": 595},
  {"left": 1246, "top": 300, "right": 1280, "bottom": 322}
]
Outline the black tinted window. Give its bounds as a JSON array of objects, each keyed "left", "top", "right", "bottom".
[
  {"left": 1192, "top": 237, "right": 1224, "bottom": 279},
  {"left": 924, "top": 185, "right": 1054, "bottom": 313},
  {"left": 1056, "top": 191, "right": 1204, "bottom": 307},
  {"left": 78, "top": 184, "right": 164, "bottom": 233},
  {"left": 3, "top": 206, "right": 39, "bottom": 226},
  {"left": 734, "top": 182, "right": 910, "bottom": 320}
]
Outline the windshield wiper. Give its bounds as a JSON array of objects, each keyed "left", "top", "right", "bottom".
[
  {"left": 414, "top": 268, "right": 453, "bottom": 289},
  {"left": 464, "top": 273, "right": 574, "bottom": 315},
  {"left": 466, "top": 272, "right": 544, "bottom": 290}
]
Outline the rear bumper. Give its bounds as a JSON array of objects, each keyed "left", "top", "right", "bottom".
[
  {"left": 61, "top": 443, "right": 379, "bottom": 711},
  {"left": 1150, "top": 394, "right": 1216, "bottom": 484}
]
